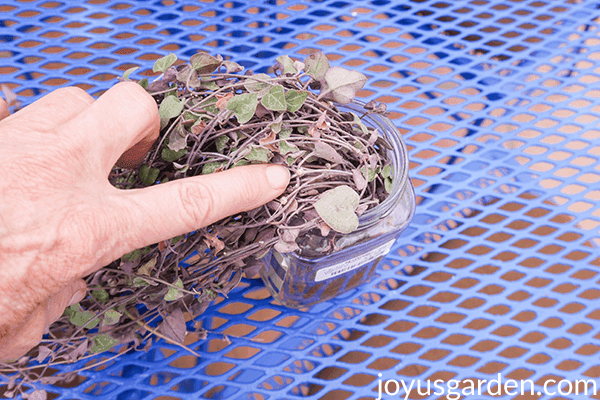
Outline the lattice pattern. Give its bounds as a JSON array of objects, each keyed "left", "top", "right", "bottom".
[{"left": 2, "top": 0, "right": 600, "bottom": 399}]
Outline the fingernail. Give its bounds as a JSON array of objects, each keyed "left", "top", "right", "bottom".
[
  {"left": 68, "top": 288, "right": 87, "bottom": 306},
  {"left": 266, "top": 165, "right": 290, "bottom": 191}
]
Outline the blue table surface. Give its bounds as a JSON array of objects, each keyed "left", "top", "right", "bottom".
[{"left": 2, "top": 0, "right": 600, "bottom": 399}]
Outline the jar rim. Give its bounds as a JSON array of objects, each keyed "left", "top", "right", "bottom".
[{"left": 339, "top": 100, "right": 411, "bottom": 228}]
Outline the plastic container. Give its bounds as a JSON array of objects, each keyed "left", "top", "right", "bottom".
[{"left": 259, "top": 101, "right": 416, "bottom": 308}]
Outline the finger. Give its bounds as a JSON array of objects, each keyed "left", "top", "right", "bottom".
[
  {"left": 0, "top": 280, "right": 86, "bottom": 362},
  {"left": 45, "top": 279, "right": 87, "bottom": 325},
  {"left": 0, "top": 97, "right": 8, "bottom": 120},
  {"left": 107, "top": 164, "right": 290, "bottom": 257},
  {"left": 0, "top": 307, "right": 46, "bottom": 362},
  {"left": 115, "top": 133, "right": 157, "bottom": 169},
  {"left": 1, "top": 86, "right": 93, "bottom": 130},
  {"left": 58, "top": 81, "right": 159, "bottom": 173}
]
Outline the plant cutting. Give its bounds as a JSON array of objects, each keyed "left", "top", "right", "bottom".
[{"left": 0, "top": 51, "right": 408, "bottom": 396}]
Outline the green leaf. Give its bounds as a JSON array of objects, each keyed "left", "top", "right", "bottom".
[
  {"left": 285, "top": 90, "right": 309, "bottom": 113},
  {"left": 215, "top": 136, "right": 229, "bottom": 153},
  {"left": 314, "top": 185, "right": 360, "bottom": 234},
  {"left": 202, "top": 96, "right": 219, "bottom": 114},
  {"left": 122, "top": 249, "right": 141, "bottom": 262},
  {"left": 176, "top": 64, "right": 200, "bottom": 87},
  {"left": 234, "top": 159, "right": 250, "bottom": 167},
  {"left": 102, "top": 310, "right": 122, "bottom": 326},
  {"left": 243, "top": 73, "right": 271, "bottom": 93},
  {"left": 261, "top": 85, "right": 287, "bottom": 112},
  {"left": 122, "top": 66, "right": 139, "bottom": 80},
  {"left": 138, "top": 257, "right": 157, "bottom": 276},
  {"left": 314, "top": 141, "right": 345, "bottom": 164},
  {"left": 139, "top": 164, "right": 160, "bottom": 186},
  {"left": 384, "top": 177, "right": 393, "bottom": 193},
  {"left": 276, "top": 55, "right": 297, "bottom": 75},
  {"left": 158, "top": 95, "right": 183, "bottom": 128},
  {"left": 200, "top": 78, "right": 219, "bottom": 91},
  {"left": 162, "top": 147, "right": 187, "bottom": 162},
  {"left": 381, "top": 165, "right": 393, "bottom": 179},
  {"left": 351, "top": 112, "right": 369, "bottom": 136},
  {"left": 138, "top": 78, "right": 149, "bottom": 89},
  {"left": 164, "top": 278, "right": 185, "bottom": 302},
  {"left": 202, "top": 161, "right": 224, "bottom": 175},
  {"left": 279, "top": 140, "right": 299, "bottom": 155},
  {"left": 68, "top": 306, "right": 100, "bottom": 329},
  {"left": 153, "top": 53, "right": 177, "bottom": 73},
  {"left": 279, "top": 126, "right": 292, "bottom": 139},
  {"left": 361, "top": 166, "right": 379, "bottom": 182},
  {"left": 91, "top": 289, "right": 109, "bottom": 304},
  {"left": 322, "top": 66, "right": 367, "bottom": 104},
  {"left": 226, "top": 93, "right": 258, "bottom": 124},
  {"left": 183, "top": 111, "right": 199, "bottom": 123},
  {"left": 167, "top": 125, "right": 188, "bottom": 152},
  {"left": 244, "top": 146, "right": 272, "bottom": 163},
  {"left": 91, "top": 334, "right": 119, "bottom": 354},
  {"left": 303, "top": 51, "right": 330, "bottom": 81},
  {"left": 133, "top": 277, "right": 155, "bottom": 287},
  {"left": 222, "top": 60, "right": 244, "bottom": 73},
  {"left": 190, "top": 52, "right": 222, "bottom": 74}
]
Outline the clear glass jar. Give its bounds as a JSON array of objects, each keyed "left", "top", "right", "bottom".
[{"left": 258, "top": 101, "right": 416, "bottom": 308}]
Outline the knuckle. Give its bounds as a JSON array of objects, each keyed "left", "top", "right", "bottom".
[
  {"left": 118, "top": 81, "right": 158, "bottom": 117},
  {"left": 177, "top": 181, "right": 214, "bottom": 230},
  {"left": 55, "top": 86, "right": 94, "bottom": 106}
]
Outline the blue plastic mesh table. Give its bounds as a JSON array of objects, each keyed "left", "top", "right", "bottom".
[{"left": 2, "top": 0, "right": 600, "bottom": 399}]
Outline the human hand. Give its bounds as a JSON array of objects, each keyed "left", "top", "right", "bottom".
[{"left": 0, "top": 82, "right": 290, "bottom": 361}]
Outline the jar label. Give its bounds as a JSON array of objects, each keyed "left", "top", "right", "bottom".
[{"left": 314, "top": 239, "right": 396, "bottom": 282}]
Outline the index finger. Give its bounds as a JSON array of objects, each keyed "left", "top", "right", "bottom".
[
  {"left": 0, "top": 97, "right": 9, "bottom": 120},
  {"left": 57, "top": 82, "right": 160, "bottom": 174}
]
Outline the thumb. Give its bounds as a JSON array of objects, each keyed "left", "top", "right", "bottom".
[
  {"left": 45, "top": 279, "right": 88, "bottom": 325},
  {"left": 0, "top": 279, "right": 87, "bottom": 362},
  {"left": 108, "top": 164, "right": 290, "bottom": 257}
]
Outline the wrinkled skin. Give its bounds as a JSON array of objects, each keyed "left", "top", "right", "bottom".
[{"left": 0, "top": 82, "right": 289, "bottom": 361}]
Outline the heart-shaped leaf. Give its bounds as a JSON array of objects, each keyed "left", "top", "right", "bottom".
[
  {"left": 226, "top": 93, "right": 258, "bottom": 124},
  {"left": 322, "top": 66, "right": 367, "bottom": 104},
  {"left": 215, "top": 135, "right": 229, "bottom": 153},
  {"left": 164, "top": 278, "right": 184, "bottom": 301},
  {"left": 314, "top": 141, "right": 345, "bottom": 164},
  {"left": 102, "top": 310, "right": 122, "bottom": 326},
  {"left": 162, "top": 147, "right": 187, "bottom": 162},
  {"left": 139, "top": 165, "right": 160, "bottom": 186},
  {"left": 190, "top": 52, "right": 222, "bottom": 74},
  {"left": 222, "top": 60, "right": 244, "bottom": 73},
  {"left": 153, "top": 53, "right": 177, "bottom": 73},
  {"left": 314, "top": 185, "right": 360, "bottom": 234},
  {"left": 261, "top": 85, "right": 287, "bottom": 111},
  {"left": 158, "top": 308, "right": 187, "bottom": 343},
  {"left": 158, "top": 95, "right": 183, "bottom": 128},
  {"left": 352, "top": 168, "right": 367, "bottom": 190},
  {"left": 303, "top": 51, "right": 330, "bottom": 82},
  {"left": 176, "top": 65, "right": 200, "bottom": 87},
  {"left": 285, "top": 89, "right": 309, "bottom": 112},
  {"left": 167, "top": 125, "right": 188, "bottom": 152},
  {"left": 276, "top": 55, "right": 297, "bottom": 75},
  {"left": 244, "top": 146, "right": 272, "bottom": 163},
  {"left": 202, "top": 161, "right": 224, "bottom": 175},
  {"left": 243, "top": 73, "right": 271, "bottom": 93},
  {"left": 90, "top": 334, "right": 119, "bottom": 354}
]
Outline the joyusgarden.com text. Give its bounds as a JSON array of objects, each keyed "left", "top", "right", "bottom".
[{"left": 376, "top": 374, "right": 598, "bottom": 399}]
